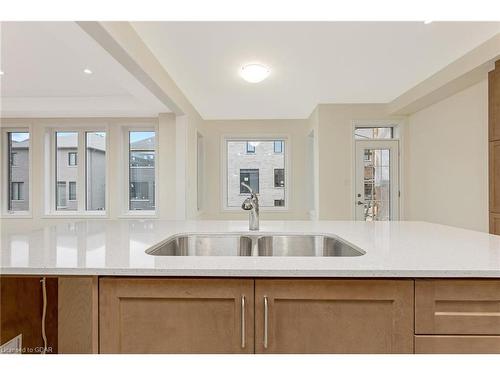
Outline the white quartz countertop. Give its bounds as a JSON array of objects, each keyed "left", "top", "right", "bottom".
[{"left": 1, "top": 220, "right": 500, "bottom": 277}]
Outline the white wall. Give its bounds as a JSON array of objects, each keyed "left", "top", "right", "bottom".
[{"left": 405, "top": 79, "right": 488, "bottom": 232}]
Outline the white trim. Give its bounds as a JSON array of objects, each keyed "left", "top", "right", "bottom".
[
  {"left": 120, "top": 121, "right": 159, "bottom": 218},
  {"left": 220, "top": 134, "right": 291, "bottom": 212},
  {"left": 0, "top": 125, "right": 33, "bottom": 218}
]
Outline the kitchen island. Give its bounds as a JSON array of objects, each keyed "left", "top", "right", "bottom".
[{"left": 2, "top": 220, "right": 500, "bottom": 354}]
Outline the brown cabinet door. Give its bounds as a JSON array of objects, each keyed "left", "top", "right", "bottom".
[
  {"left": 415, "top": 279, "right": 500, "bottom": 335},
  {"left": 99, "top": 278, "right": 254, "bottom": 353},
  {"left": 255, "top": 279, "right": 414, "bottom": 353}
]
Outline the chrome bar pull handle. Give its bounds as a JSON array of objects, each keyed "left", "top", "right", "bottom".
[
  {"left": 263, "top": 296, "right": 269, "bottom": 349},
  {"left": 241, "top": 295, "right": 246, "bottom": 349}
]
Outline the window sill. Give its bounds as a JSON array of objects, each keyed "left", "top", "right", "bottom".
[
  {"left": 119, "top": 211, "right": 158, "bottom": 219},
  {"left": 1, "top": 212, "right": 32, "bottom": 219},
  {"left": 42, "top": 211, "right": 108, "bottom": 219}
]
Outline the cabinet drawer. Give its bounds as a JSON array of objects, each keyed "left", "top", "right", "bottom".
[
  {"left": 415, "top": 335, "right": 500, "bottom": 354},
  {"left": 415, "top": 280, "right": 500, "bottom": 334}
]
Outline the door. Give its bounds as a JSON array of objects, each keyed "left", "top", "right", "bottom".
[
  {"left": 99, "top": 278, "right": 254, "bottom": 353},
  {"left": 355, "top": 140, "right": 399, "bottom": 220},
  {"left": 255, "top": 279, "right": 414, "bottom": 353}
]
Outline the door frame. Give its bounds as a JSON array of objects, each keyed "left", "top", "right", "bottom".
[{"left": 354, "top": 139, "right": 400, "bottom": 221}]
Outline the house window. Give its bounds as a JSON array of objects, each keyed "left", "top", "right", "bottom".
[
  {"left": 55, "top": 132, "right": 78, "bottom": 211},
  {"left": 57, "top": 181, "right": 67, "bottom": 208},
  {"left": 274, "top": 141, "right": 283, "bottom": 153},
  {"left": 354, "top": 127, "right": 394, "bottom": 140},
  {"left": 240, "top": 169, "right": 259, "bottom": 193},
  {"left": 274, "top": 199, "right": 285, "bottom": 207},
  {"left": 10, "top": 152, "right": 18, "bottom": 166},
  {"left": 246, "top": 142, "right": 256, "bottom": 154},
  {"left": 86, "top": 132, "right": 106, "bottom": 211},
  {"left": 129, "top": 131, "right": 156, "bottom": 211},
  {"left": 274, "top": 168, "right": 285, "bottom": 187},
  {"left": 226, "top": 139, "right": 286, "bottom": 208},
  {"left": 6, "top": 131, "right": 30, "bottom": 212},
  {"left": 11, "top": 182, "right": 24, "bottom": 201},
  {"left": 68, "top": 182, "right": 77, "bottom": 201},
  {"left": 68, "top": 152, "right": 77, "bottom": 166}
]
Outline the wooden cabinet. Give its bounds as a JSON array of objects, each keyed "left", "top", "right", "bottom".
[
  {"left": 415, "top": 335, "right": 500, "bottom": 354},
  {"left": 99, "top": 278, "right": 254, "bottom": 354},
  {"left": 254, "top": 279, "right": 414, "bottom": 353},
  {"left": 415, "top": 279, "right": 500, "bottom": 354},
  {"left": 416, "top": 279, "right": 500, "bottom": 335}
]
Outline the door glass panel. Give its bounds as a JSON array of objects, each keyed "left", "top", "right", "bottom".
[{"left": 363, "top": 149, "right": 390, "bottom": 221}]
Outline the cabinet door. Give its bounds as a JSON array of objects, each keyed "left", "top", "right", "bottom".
[
  {"left": 100, "top": 278, "right": 254, "bottom": 353},
  {"left": 255, "top": 279, "right": 414, "bottom": 353},
  {"left": 415, "top": 279, "right": 500, "bottom": 335}
]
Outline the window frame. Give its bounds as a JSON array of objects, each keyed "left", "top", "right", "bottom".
[
  {"left": 274, "top": 168, "right": 285, "bottom": 188},
  {"left": 1, "top": 126, "right": 32, "bottom": 217},
  {"left": 246, "top": 142, "right": 256, "bottom": 154},
  {"left": 68, "top": 151, "right": 77, "bottom": 166},
  {"left": 274, "top": 140, "right": 283, "bottom": 154},
  {"left": 44, "top": 125, "right": 109, "bottom": 217},
  {"left": 121, "top": 123, "right": 159, "bottom": 218},
  {"left": 221, "top": 135, "right": 291, "bottom": 212}
]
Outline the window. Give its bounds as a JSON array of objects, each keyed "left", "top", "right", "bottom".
[
  {"left": 86, "top": 132, "right": 106, "bottom": 211},
  {"left": 53, "top": 130, "right": 106, "bottom": 213},
  {"left": 55, "top": 132, "right": 78, "bottom": 211},
  {"left": 226, "top": 139, "right": 286, "bottom": 208},
  {"left": 274, "top": 168, "right": 285, "bottom": 187},
  {"left": 6, "top": 132, "right": 30, "bottom": 212},
  {"left": 274, "top": 199, "right": 285, "bottom": 207},
  {"left": 246, "top": 142, "right": 256, "bottom": 154},
  {"left": 240, "top": 169, "right": 259, "bottom": 193},
  {"left": 68, "top": 152, "right": 77, "bottom": 166},
  {"left": 354, "top": 127, "right": 393, "bottom": 140},
  {"left": 10, "top": 152, "right": 18, "bottom": 166},
  {"left": 274, "top": 141, "right": 283, "bottom": 153},
  {"left": 57, "top": 181, "right": 67, "bottom": 208},
  {"left": 129, "top": 131, "right": 156, "bottom": 211},
  {"left": 68, "top": 182, "right": 77, "bottom": 201},
  {"left": 11, "top": 182, "right": 24, "bottom": 200}
]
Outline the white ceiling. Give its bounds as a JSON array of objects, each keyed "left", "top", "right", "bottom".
[
  {"left": 133, "top": 21, "right": 500, "bottom": 119},
  {"left": 0, "top": 22, "right": 170, "bottom": 117}
]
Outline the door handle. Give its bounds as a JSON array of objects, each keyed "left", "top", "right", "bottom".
[
  {"left": 241, "top": 295, "right": 246, "bottom": 349},
  {"left": 357, "top": 200, "right": 364, "bottom": 206},
  {"left": 263, "top": 296, "right": 269, "bottom": 349}
]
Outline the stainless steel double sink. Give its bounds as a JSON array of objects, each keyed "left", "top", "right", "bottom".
[{"left": 146, "top": 234, "right": 365, "bottom": 257}]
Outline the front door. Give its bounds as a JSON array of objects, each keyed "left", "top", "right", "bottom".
[{"left": 355, "top": 140, "right": 399, "bottom": 221}]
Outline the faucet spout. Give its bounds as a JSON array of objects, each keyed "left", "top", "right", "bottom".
[{"left": 241, "top": 182, "right": 259, "bottom": 231}]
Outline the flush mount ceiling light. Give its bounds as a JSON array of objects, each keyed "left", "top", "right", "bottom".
[
  {"left": 423, "top": 20, "right": 433, "bottom": 24},
  {"left": 240, "top": 63, "right": 270, "bottom": 83},
  {"left": 83, "top": 68, "right": 93, "bottom": 75}
]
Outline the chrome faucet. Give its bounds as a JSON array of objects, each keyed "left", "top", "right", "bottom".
[{"left": 241, "top": 182, "right": 259, "bottom": 230}]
